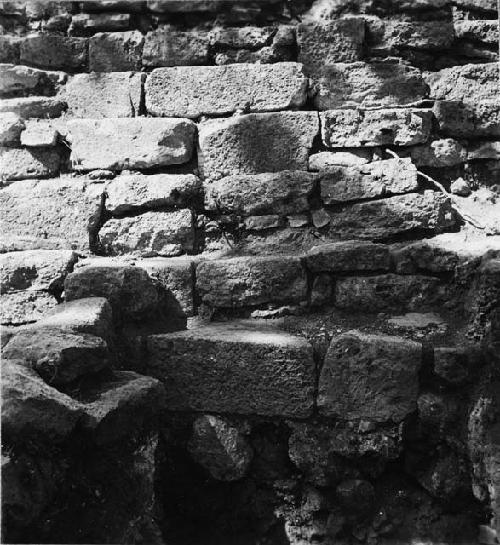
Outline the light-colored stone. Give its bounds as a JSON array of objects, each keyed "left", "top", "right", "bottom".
[
  {"left": 451, "top": 177, "right": 472, "bottom": 197},
  {"left": 198, "top": 111, "right": 319, "bottom": 180},
  {"left": 313, "top": 61, "right": 428, "bottom": 109},
  {"left": 311, "top": 208, "right": 330, "bottom": 229},
  {"left": 20, "top": 119, "right": 59, "bottom": 147},
  {"left": 454, "top": 20, "right": 499, "bottom": 44},
  {"left": 204, "top": 170, "right": 318, "bottom": 215},
  {"left": 0, "top": 63, "right": 66, "bottom": 98},
  {"left": 146, "top": 62, "right": 308, "bottom": 118},
  {"left": 309, "top": 150, "right": 372, "bottom": 169},
  {"left": 320, "top": 108, "right": 433, "bottom": 148},
  {"left": 210, "top": 26, "right": 275, "bottom": 48},
  {"left": 405, "top": 138, "right": 468, "bottom": 167},
  {"left": 20, "top": 34, "right": 88, "bottom": 70},
  {"left": 433, "top": 100, "right": 500, "bottom": 138},
  {"left": 387, "top": 312, "right": 446, "bottom": 330},
  {"left": 142, "top": 28, "right": 210, "bottom": 67},
  {"left": 372, "top": 19, "right": 454, "bottom": 52},
  {"left": 70, "top": 12, "right": 130, "bottom": 31},
  {"left": 67, "top": 117, "right": 196, "bottom": 170},
  {"left": 0, "top": 113, "right": 24, "bottom": 145},
  {"left": 99, "top": 210, "right": 195, "bottom": 256},
  {"left": 0, "top": 291, "right": 58, "bottom": 325},
  {"left": 89, "top": 30, "right": 143, "bottom": 71},
  {"left": 0, "top": 96, "right": 66, "bottom": 119},
  {"left": 0, "top": 147, "right": 61, "bottom": 181},
  {"left": 147, "top": 0, "right": 225, "bottom": 12},
  {"left": 62, "top": 72, "right": 143, "bottom": 118},
  {"left": 320, "top": 158, "right": 418, "bottom": 204},
  {"left": 454, "top": 0, "right": 497, "bottom": 11}
]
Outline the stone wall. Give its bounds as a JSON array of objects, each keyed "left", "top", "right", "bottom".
[{"left": 1, "top": 1, "right": 500, "bottom": 544}]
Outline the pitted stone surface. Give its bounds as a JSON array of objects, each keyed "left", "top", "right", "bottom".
[
  {"left": 309, "top": 150, "right": 372, "bottom": 169},
  {"left": 0, "top": 291, "right": 59, "bottom": 326},
  {"left": 0, "top": 113, "right": 24, "bottom": 145},
  {"left": 20, "top": 34, "right": 87, "bottom": 70},
  {"left": 146, "top": 62, "right": 308, "bottom": 118},
  {"left": 143, "top": 28, "right": 211, "bottom": 66},
  {"left": 0, "top": 63, "right": 66, "bottom": 98},
  {"left": 89, "top": 30, "right": 144, "bottom": 71},
  {"left": 454, "top": 20, "right": 499, "bottom": 44},
  {"left": 0, "top": 96, "right": 66, "bottom": 119},
  {"left": 403, "top": 138, "right": 468, "bottom": 167},
  {"left": 67, "top": 118, "right": 196, "bottom": 170},
  {"left": 198, "top": 111, "right": 319, "bottom": 180},
  {"left": 145, "top": 321, "right": 315, "bottom": 417},
  {"left": 0, "top": 147, "right": 61, "bottom": 181},
  {"left": 20, "top": 120, "right": 59, "bottom": 147},
  {"left": 320, "top": 108, "right": 433, "bottom": 148},
  {"left": 433, "top": 100, "right": 500, "bottom": 138},
  {"left": 318, "top": 331, "right": 422, "bottom": 422}
]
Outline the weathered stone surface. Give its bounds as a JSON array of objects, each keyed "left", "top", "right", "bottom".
[
  {"left": 210, "top": 26, "right": 275, "bottom": 48},
  {"left": 146, "top": 63, "right": 308, "bottom": 118},
  {"left": 0, "top": 97, "right": 66, "bottom": 119},
  {"left": 3, "top": 327, "right": 110, "bottom": 385},
  {"left": 387, "top": 312, "right": 446, "bottom": 330},
  {"left": 0, "top": 147, "right": 61, "bottom": 181},
  {"left": 327, "top": 191, "right": 456, "bottom": 240},
  {"left": 143, "top": 28, "right": 210, "bottom": 67},
  {"left": 0, "top": 291, "right": 58, "bottom": 325},
  {"left": 334, "top": 274, "right": 443, "bottom": 312},
  {"left": 404, "top": 138, "right": 467, "bottom": 167},
  {"left": 67, "top": 118, "right": 195, "bottom": 170},
  {"left": 305, "top": 241, "right": 391, "bottom": 273},
  {"left": 2, "top": 359, "right": 82, "bottom": 441},
  {"left": 434, "top": 347, "right": 469, "bottom": 385},
  {"left": 426, "top": 63, "right": 498, "bottom": 102},
  {"left": 320, "top": 108, "right": 433, "bottom": 148},
  {"left": 297, "top": 18, "right": 365, "bottom": 73},
  {"left": 104, "top": 173, "right": 201, "bottom": 215},
  {"left": 391, "top": 240, "right": 462, "bottom": 274},
  {"left": 320, "top": 159, "right": 418, "bottom": 204},
  {"left": 454, "top": 20, "right": 499, "bottom": 44},
  {"left": 318, "top": 331, "right": 422, "bottom": 422},
  {"left": 0, "top": 113, "right": 24, "bottom": 145},
  {"left": 70, "top": 12, "right": 130, "bottom": 32},
  {"left": 205, "top": 170, "right": 318, "bottom": 215},
  {"left": 198, "top": 112, "right": 319, "bottom": 180},
  {"left": 20, "top": 120, "right": 59, "bottom": 147},
  {"left": 454, "top": 0, "right": 497, "bottom": 11},
  {"left": 20, "top": 34, "right": 88, "bottom": 70},
  {"left": 0, "top": 36, "right": 21, "bottom": 64},
  {"left": 244, "top": 215, "right": 281, "bottom": 231},
  {"left": 196, "top": 256, "right": 307, "bottom": 309},
  {"left": 188, "top": 415, "right": 253, "bottom": 481},
  {"left": 450, "top": 177, "right": 472, "bottom": 197},
  {"left": 0, "top": 63, "right": 66, "bottom": 98},
  {"left": 62, "top": 72, "right": 143, "bottom": 118},
  {"left": 0, "top": 177, "right": 100, "bottom": 251},
  {"left": 147, "top": 0, "right": 225, "bottom": 12},
  {"left": 468, "top": 141, "right": 500, "bottom": 160},
  {"left": 309, "top": 150, "right": 372, "bottom": 169},
  {"left": 313, "top": 61, "right": 428, "bottom": 109},
  {"left": 433, "top": 100, "right": 500, "bottom": 137},
  {"left": 146, "top": 321, "right": 315, "bottom": 417},
  {"left": 89, "top": 30, "right": 144, "bottom": 71}
]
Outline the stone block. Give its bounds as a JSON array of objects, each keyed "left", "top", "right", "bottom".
[
  {"left": 67, "top": 118, "right": 195, "bottom": 170},
  {"left": 320, "top": 108, "right": 433, "bottom": 148},
  {"left": 89, "top": 30, "right": 144, "bottom": 71},
  {"left": 99, "top": 210, "right": 195, "bottom": 257},
  {"left": 313, "top": 61, "right": 428, "bottom": 109},
  {"left": 0, "top": 113, "right": 24, "bottom": 145},
  {"left": 372, "top": 19, "right": 454, "bottom": 52},
  {"left": 0, "top": 147, "right": 61, "bottom": 181},
  {"left": 391, "top": 240, "right": 462, "bottom": 274},
  {"left": 70, "top": 13, "right": 130, "bottom": 32},
  {"left": 198, "top": 111, "right": 319, "bottom": 180},
  {"left": 309, "top": 150, "right": 372, "bottom": 169},
  {"left": 453, "top": 0, "right": 497, "bottom": 11},
  {"left": 433, "top": 100, "right": 500, "bottom": 138},
  {"left": 147, "top": 0, "right": 224, "bottom": 12},
  {"left": 0, "top": 291, "right": 58, "bottom": 325},
  {"left": 318, "top": 330, "right": 422, "bottom": 422},
  {"left": 297, "top": 17, "right": 365, "bottom": 73},
  {"left": 146, "top": 62, "right": 308, "bottom": 118},
  {"left": 304, "top": 241, "right": 391, "bottom": 273},
  {"left": 320, "top": 158, "right": 418, "bottom": 204},
  {"left": 196, "top": 255, "right": 307, "bottom": 309},
  {"left": 468, "top": 141, "right": 500, "bottom": 160},
  {"left": 334, "top": 274, "right": 443, "bottom": 312},
  {"left": 145, "top": 321, "right": 315, "bottom": 417},
  {"left": 0, "top": 63, "right": 66, "bottom": 98},
  {"left": 0, "top": 36, "right": 21, "bottom": 64},
  {"left": 20, "top": 34, "right": 88, "bottom": 70},
  {"left": 210, "top": 26, "right": 275, "bottom": 48},
  {"left": 434, "top": 347, "right": 469, "bottom": 385},
  {"left": 62, "top": 72, "right": 143, "bottom": 118},
  {"left": 0, "top": 97, "right": 66, "bottom": 119},
  {"left": 454, "top": 20, "right": 499, "bottom": 44},
  {"left": 142, "top": 28, "right": 210, "bottom": 67},
  {"left": 204, "top": 170, "right": 318, "bottom": 215},
  {"left": 404, "top": 138, "right": 467, "bottom": 167},
  {"left": 20, "top": 120, "right": 59, "bottom": 147}
]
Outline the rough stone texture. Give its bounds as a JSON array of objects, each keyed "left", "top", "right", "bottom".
[
  {"left": 313, "top": 61, "right": 429, "bottom": 109},
  {"left": 20, "top": 34, "right": 88, "bottom": 70},
  {"left": 210, "top": 26, "right": 276, "bottom": 48},
  {"left": 0, "top": 113, "right": 25, "bottom": 145},
  {"left": 205, "top": 170, "right": 318, "bottom": 215},
  {"left": 334, "top": 274, "right": 443, "bottom": 312},
  {"left": 196, "top": 256, "right": 307, "bottom": 309},
  {"left": 391, "top": 240, "right": 463, "bottom": 274},
  {"left": 198, "top": 111, "right": 319, "bottom": 180},
  {"left": 426, "top": 63, "right": 498, "bottom": 102},
  {"left": 433, "top": 100, "right": 500, "bottom": 138},
  {"left": 62, "top": 72, "right": 143, "bottom": 118},
  {"left": 67, "top": 118, "right": 196, "bottom": 171},
  {"left": 89, "top": 30, "right": 144, "bottom": 71},
  {"left": 0, "top": 96, "right": 66, "bottom": 119},
  {"left": 318, "top": 331, "right": 422, "bottom": 422},
  {"left": 145, "top": 321, "right": 315, "bottom": 417},
  {"left": 3, "top": 327, "right": 110, "bottom": 385},
  {"left": 188, "top": 415, "right": 253, "bottom": 481},
  {"left": 0, "top": 147, "right": 61, "bottom": 181},
  {"left": 142, "top": 28, "right": 210, "bottom": 67},
  {"left": 304, "top": 241, "right": 391, "bottom": 273},
  {"left": 0, "top": 291, "right": 58, "bottom": 325},
  {"left": 454, "top": 0, "right": 497, "bottom": 9},
  {"left": 468, "top": 141, "right": 500, "bottom": 160},
  {"left": 326, "top": 191, "right": 456, "bottom": 240},
  {"left": 20, "top": 120, "right": 59, "bottom": 147},
  {"left": 297, "top": 18, "right": 365, "bottom": 73},
  {"left": 70, "top": 12, "right": 130, "bottom": 32},
  {"left": 320, "top": 108, "right": 433, "bottom": 148},
  {"left": 104, "top": 173, "right": 202, "bottom": 215},
  {"left": 320, "top": 158, "right": 418, "bottom": 204},
  {"left": 146, "top": 63, "right": 308, "bottom": 118},
  {"left": 404, "top": 138, "right": 468, "bottom": 167},
  {"left": 454, "top": 20, "right": 499, "bottom": 45},
  {"left": 0, "top": 63, "right": 66, "bottom": 98},
  {"left": 308, "top": 150, "right": 372, "bottom": 169},
  {"left": 0, "top": 36, "right": 21, "bottom": 64},
  {"left": 434, "top": 347, "right": 469, "bottom": 385}
]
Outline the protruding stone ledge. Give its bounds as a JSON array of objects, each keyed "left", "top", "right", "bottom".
[{"left": 142, "top": 28, "right": 211, "bottom": 67}]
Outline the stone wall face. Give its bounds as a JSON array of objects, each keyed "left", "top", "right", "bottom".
[{"left": 1, "top": 1, "right": 499, "bottom": 544}]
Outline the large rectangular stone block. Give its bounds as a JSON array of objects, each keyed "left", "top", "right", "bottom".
[
  {"left": 433, "top": 100, "right": 500, "bottom": 138},
  {"left": 67, "top": 118, "right": 195, "bottom": 170},
  {"left": 0, "top": 63, "right": 66, "bottom": 98},
  {"left": 142, "top": 28, "right": 211, "bottom": 67},
  {"left": 0, "top": 147, "right": 61, "bottom": 181},
  {"left": 0, "top": 96, "right": 66, "bottom": 119},
  {"left": 89, "top": 30, "right": 143, "bottom": 71},
  {"left": 145, "top": 322, "right": 315, "bottom": 417},
  {"left": 146, "top": 62, "right": 308, "bottom": 118},
  {"left": 313, "top": 61, "right": 428, "bottom": 109},
  {"left": 198, "top": 111, "right": 319, "bottom": 180},
  {"left": 20, "top": 34, "right": 88, "bottom": 70},
  {"left": 320, "top": 108, "right": 433, "bottom": 148}
]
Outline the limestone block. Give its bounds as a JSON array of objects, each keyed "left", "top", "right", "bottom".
[
  {"left": 308, "top": 150, "right": 372, "bottom": 169},
  {"left": 433, "top": 100, "right": 500, "bottom": 138},
  {"left": 434, "top": 347, "right": 469, "bottom": 385},
  {"left": 391, "top": 240, "right": 462, "bottom": 274},
  {"left": 404, "top": 138, "right": 467, "bottom": 167},
  {"left": 0, "top": 36, "right": 21, "bottom": 64},
  {"left": 0, "top": 63, "right": 66, "bottom": 98},
  {"left": 70, "top": 13, "right": 130, "bottom": 32},
  {"left": 198, "top": 111, "right": 319, "bottom": 180},
  {"left": 20, "top": 119, "right": 59, "bottom": 147},
  {"left": 0, "top": 147, "right": 61, "bottom": 181},
  {"left": 0, "top": 113, "right": 24, "bottom": 145},
  {"left": 89, "top": 30, "right": 143, "bottom": 71},
  {"left": 142, "top": 28, "right": 210, "bottom": 66},
  {"left": 0, "top": 97, "right": 66, "bottom": 119},
  {"left": 453, "top": 0, "right": 497, "bottom": 11},
  {"left": 145, "top": 62, "right": 308, "bottom": 118},
  {"left": 210, "top": 26, "right": 275, "bottom": 48},
  {"left": 0, "top": 291, "right": 58, "bottom": 325},
  {"left": 67, "top": 118, "right": 195, "bottom": 170},
  {"left": 20, "top": 34, "right": 88, "bottom": 70},
  {"left": 145, "top": 321, "right": 315, "bottom": 417},
  {"left": 454, "top": 20, "right": 499, "bottom": 44},
  {"left": 468, "top": 141, "right": 500, "bottom": 160},
  {"left": 147, "top": 0, "right": 224, "bottom": 12},
  {"left": 318, "top": 331, "right": 422, "bottom": 422},
  {"left": 371, "top": 19, "right": 454, "bottom": 51},
  {"left": 320, "top": 108, "right": 433, "bottom": 148}
]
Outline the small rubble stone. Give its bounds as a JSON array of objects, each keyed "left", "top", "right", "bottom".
[
  {"left": 318, "top": 330, "right": 422, "bottom": 422},
  {"left": 0, "top": 63, "right": 66, "bottom": 98},
  {"left": 89, "top": 30, "right": 144, "bottom": 71},
  {"left": 0, "top": 147, "right": 61, "bottom": 181},
  {"left": 309, "top": 150, "right": 372, "bottom": 169},
  {"left": 0, "top": 97, "right": 66, "bottom": 119},
  {"left": 20, "top": 120, "right": 59, "bottom": 147},
  {"left": 451, "top": 177, "right": 472, "bottom": 196},
  {"left": 20, "top": 34, "right": 88, "bottom": 70},
  {"left": 142, "top": 28, "right": 210, "bottom": 67},
  {"left": 0, "top": 113, "right": 25, "bottom": 145},
  {"left": 0, "top": 291, "right": 58, "bottom": 325},
  {"left": 288, "top": 214, "right": 309, "bottom": 228},
  {"left": 311, "top": 208, "right": 330, "bottom": 229},
  {"left": 188, "top": 415, "right": 253, "bottom": 481},
  {"left": 433, "top": 100, "right": 500, "bottom": 138}
]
